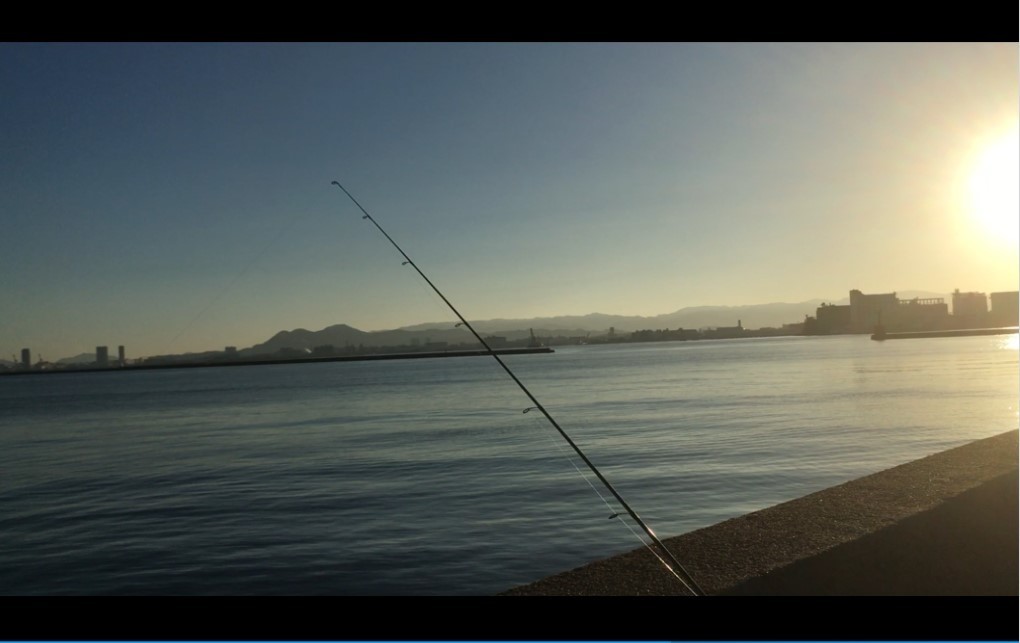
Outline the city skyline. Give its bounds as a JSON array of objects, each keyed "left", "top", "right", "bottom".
[
  {"left": 2, "top": 43, "right": 1017, "bottom": 360},
  {"left": 6, "top": 285, "right": 1017, "bottom": 365}
]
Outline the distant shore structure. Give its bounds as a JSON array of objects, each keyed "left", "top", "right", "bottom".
[
  {"left": 4, "top": 346, "right": 555, "bottom": 376},
  {"left": 953, "top": 289, "right": 988, "bottom": 316},
  {"left": 989, "top": 291, "right": 1019, "bottom": 324},
  {"left": 5, "top": 285, "right": 1018, "bottom": 372},
  {"left": 872, "top": 327, "right": 1018, "bottom": 341},
  {"left": 806, "top": 288, "right": 1019, "bottom": 335}
]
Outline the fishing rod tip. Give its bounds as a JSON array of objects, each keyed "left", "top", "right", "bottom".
[{"left": 331, "top": 180, "right": 341, "bottom": 186}]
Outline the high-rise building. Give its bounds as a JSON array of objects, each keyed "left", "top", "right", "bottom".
[
  {"left": 96, "top": 346, "right": 109, "bottom": 365},
  {"left": 814, "top": 303, "right": 852, "bottom": 334},
  {"left": 894, "top": 297, "right": 949, "bottom": 331},
  {"left": 849, "top": 289, "right": 899, "bottom": 332},
  {"left": 20, "top": 348, "right": 30, "bottom": 370},
  {"left": 952, "top": 289, "right": 988, "bottom": 316},
  {"left": 990, "top": 291, "right": 1019, "bottom": 326},
  {"left": 118, "top": 345, "right": 126, "bottom": 364},
  {"left": 951, "top": 289, "right": 990, "bottom": 329}
]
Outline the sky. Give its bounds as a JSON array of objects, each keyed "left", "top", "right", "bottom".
[{"left": 1, "top": 43, "right": 1017, "bottom": 361}]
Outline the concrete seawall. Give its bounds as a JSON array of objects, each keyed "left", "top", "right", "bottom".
[{"left": 503, "top": 430, "right": 1018, "bottom": 596}]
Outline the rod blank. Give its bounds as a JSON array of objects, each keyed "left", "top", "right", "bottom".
[{"left": 332, "top": 180, "right": 704, "bottom": 596}]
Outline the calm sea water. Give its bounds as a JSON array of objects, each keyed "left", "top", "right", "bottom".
[{"left": 1, "top": 335, "right": 1017, "bottom": 595}]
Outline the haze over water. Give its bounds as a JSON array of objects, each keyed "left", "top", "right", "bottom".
[{"left": 2, "top": 335, "right": 1015, "bottom": 595}]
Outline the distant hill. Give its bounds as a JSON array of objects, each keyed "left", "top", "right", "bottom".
[
  {"left": 242, "top": 323, "right": 478, "bottom": 356},
  {"left": 399, "top": 300, "right": 828, "bottom": 335},
  {"left": 57, "top": 352, "right": 97, "bottom": 365},
  {"left": 240, "top": 292, "right": 967, "bottom": 356},
  {"left": 243, "top": 300, "right": 832, "bottom": 356}
]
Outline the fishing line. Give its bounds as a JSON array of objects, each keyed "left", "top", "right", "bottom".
[
  {"left": 521, "top": 410, "right": 692, "bottom": 589},
  {"left": 406, "top": 271, "right": 464, "bottom": 340},
  {"left": 332, "top": 180, "right": 704, "bottom": 596},
  {"left": 160, "top": 215, "right": 297, "bottom": 356}
]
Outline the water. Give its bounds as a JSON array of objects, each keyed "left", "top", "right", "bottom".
[{"left": 1, "top": 334, "right": 1016, "bottom": 595}]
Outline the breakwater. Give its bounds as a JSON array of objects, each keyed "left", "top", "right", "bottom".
[
  {"left": 872, "top": 326, "right": 1018, "bottom": 341},
  {"left": 1, "top": 346, "right": 554, "bottom": 376}
]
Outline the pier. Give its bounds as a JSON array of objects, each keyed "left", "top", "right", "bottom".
[{"left": 871, "top": 326, "right": 1018, "bottom": 341}]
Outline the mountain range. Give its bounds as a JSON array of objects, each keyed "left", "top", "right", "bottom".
[
  {"left": 239, "top": 292, "right": 951, "bottom": 356},
  {"left": 239, "top": 297, "right": 839, "bottom": 356},
  {"left": 15, "top": 291, "right": 949, "bottom": 364}
]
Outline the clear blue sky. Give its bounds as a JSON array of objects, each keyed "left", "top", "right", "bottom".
[{"left": 2, "top": 43, "right": 1017, "bottom": 360}]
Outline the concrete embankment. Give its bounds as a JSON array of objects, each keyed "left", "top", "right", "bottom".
[{"left": 503, "top": 429, "right": 1018, "bottom": 596}]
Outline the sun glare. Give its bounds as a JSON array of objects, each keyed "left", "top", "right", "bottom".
[
  {"left": 968, "top": 129, "right": 1020, "bottom": 246},
  {"left": 1001, "top": 333, "right": 1019, "bottom": 351}
]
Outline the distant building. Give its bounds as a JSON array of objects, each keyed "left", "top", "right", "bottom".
[
  {"left": 894, "top": 297, "right": 949, "bottom": 331},
  {"left": 21, "top": 348, "right": 30, "bottom": 370},
  {"left": 815, "top": 303, "right": 852, "bottom": 334},
  {"left": 781, "top": 321, "right": 806, "bottom": 334},
  {"left": 118, "top": 345, "right": 126, "bottom": 365},
  {"left": 849, "top": 289, "right": 899, "bottom": 332},
  {"left": 808, "top": 287, "right": 1004, "bottom": 335},
  {"left": 952, "top": 289, "right": 988, "bottom": 316},
  {"left": 989, "top": 291, "right": 1019, "bottom": 326},
  {"left": 225, "top": 346, "right": 238, "bottom": 355},
  {"left": 844, "top": 289, "right": 949, "bottom": 333},
  {"left": 951, "top": 289, "right": 990, "bottom": 329},
  {"left": 704, "top": 320, "right": 745, "bottom": 339},
  {"left": 96, "top": 346, "right": 109, "bottom": 366}
]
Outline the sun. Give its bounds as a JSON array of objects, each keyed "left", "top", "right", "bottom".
[{"left": 967, "top": 129, "right": 1019, "bottom": 246}]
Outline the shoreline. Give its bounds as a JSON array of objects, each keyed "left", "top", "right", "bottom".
[
  {"left": 872, "top": 326, "right": 1018, "bottom": 341},
  {"left": 503, "top": 429, "right": 1018, "bottom": 596},
  {"left": 0, "top": 346, "right": 554, "bottom": 376}
]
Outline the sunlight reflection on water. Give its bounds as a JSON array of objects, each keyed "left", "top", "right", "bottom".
[{"left": 999, "top": 333, "right": 1019, "bottom": 351}]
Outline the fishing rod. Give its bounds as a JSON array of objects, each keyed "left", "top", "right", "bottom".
[{"left": 331, "top": 180, "right": 704, "bottom": 596}]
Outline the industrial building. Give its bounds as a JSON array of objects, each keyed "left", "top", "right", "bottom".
[
  {"left": 815, "top": 303, "right": 852, "bottom": 334},
  {"left": 989, "top": 291, "right": 1019, "bottom": 326},
  {"left": 952, "top": 289, "right": 988, "bottom": 316},
  {"left": 849, "top": 290, "right": 903, "bottom": 332},
  {"left": 893, "top": 296, "right": 951, "bottom": 331},
  {"left": 810, "top": 290, "right": 950, "bottom": 334}
]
